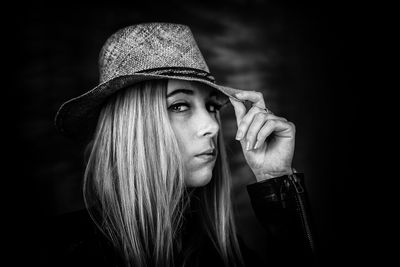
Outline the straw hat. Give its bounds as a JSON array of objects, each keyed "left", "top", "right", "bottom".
[{"left": 55, "top": 22, "right": 245, "bottom": 142}]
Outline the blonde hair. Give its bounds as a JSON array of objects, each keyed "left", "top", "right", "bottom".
[{"left": 83, "top": 80, "right": 244, "bottom": 267}]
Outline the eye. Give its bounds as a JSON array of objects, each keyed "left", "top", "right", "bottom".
[{"left": 169, "top": 102, "right": 190, "bottom": 113}]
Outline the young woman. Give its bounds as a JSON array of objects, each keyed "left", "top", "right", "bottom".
[{"left": 54, "top": 22, "right": 317, "bottom": 267}]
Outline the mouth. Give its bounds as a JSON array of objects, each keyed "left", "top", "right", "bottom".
[
  {"left": 196, "top": 148, "right": 216, "bottom": 157},
  {"left": 195, "top": 148, "right": 217, "bottom": 162}
]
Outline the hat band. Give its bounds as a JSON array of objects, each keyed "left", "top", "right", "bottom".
[{"left": 136, "top": 67, "right": 216, "bottom": 83}]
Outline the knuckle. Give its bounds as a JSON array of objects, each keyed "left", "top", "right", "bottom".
[
  {"left": 247, "top": 124, "right": 256, "bottom": 132},
  {"left": 288, "top": 121, "right": 296, "bottom": 131},
  {"left": 255, "top": 112, "right": 266, "bottom": 121},
  {"left": 246, "top": 132, "right": 255, "bottom": 140},
  {"left": 265, "top": 113, "right": 275, "bottom": 119},
  {"left": 266, "top": 119, "right": 276, "bottom": 126},
  {"left": 277, "top": 116, "right": 288, "bottom": 121},
  {"left": 260, "top": 121, "right": 271, "bottom": 133}
]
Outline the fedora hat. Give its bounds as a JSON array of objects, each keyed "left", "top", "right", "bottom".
[{"left": 55, "top": 22, "right": 245, "bottom": 142}]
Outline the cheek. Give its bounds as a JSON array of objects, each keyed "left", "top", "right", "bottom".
[
  {"left": 175, "top": 132, "right": 191, "bottom": 158},
  {"left": 170, "top": 119, "right": 192, "bottom": 157}
]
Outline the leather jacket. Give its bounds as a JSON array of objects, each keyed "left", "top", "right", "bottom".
[
  {"left": 48, "top": 173, "right": 317, "bottom": 266},
  {"left": 246, "top": 173, "right": 318, "bottom": 266}
]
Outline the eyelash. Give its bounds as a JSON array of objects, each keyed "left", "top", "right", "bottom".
[{"left": 169, "top": 102, "right": 223, "bottom": 113}]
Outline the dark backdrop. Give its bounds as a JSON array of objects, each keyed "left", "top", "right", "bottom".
[{"left": 10, "top": 1, "right": 373, "bottom": 266}]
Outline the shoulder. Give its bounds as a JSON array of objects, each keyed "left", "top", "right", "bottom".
[{"left": 49, "top": 209, "right": 119, "bottom": 267}]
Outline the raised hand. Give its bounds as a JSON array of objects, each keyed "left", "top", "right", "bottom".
[{"left": 229, "top": 91, "right": 296, "bottom": 181}]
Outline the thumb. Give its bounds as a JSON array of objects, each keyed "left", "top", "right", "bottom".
[{"left": 229, "top": 97, "right": 246, "bottom": 125}]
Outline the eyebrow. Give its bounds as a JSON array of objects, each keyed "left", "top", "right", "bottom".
[{"left": 166, "top": 88, "right": 220, "bottom": 98}]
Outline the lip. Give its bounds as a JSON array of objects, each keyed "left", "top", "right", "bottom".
[
  {"left": 195, "top": 148, "right": 217, "bottom": 163},
  {"left": 196, "top": 148, "right": 216, "bottom": 156}
]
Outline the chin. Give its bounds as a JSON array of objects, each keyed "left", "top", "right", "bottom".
[{"left": 185, "top": 170, "right": 213, "bottom": 187}]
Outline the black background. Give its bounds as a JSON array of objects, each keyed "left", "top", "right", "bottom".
[{"left": 9, "top": 0, "right": 379, "bottom": 266}]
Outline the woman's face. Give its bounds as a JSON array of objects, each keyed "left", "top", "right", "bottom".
[{"left": 167, "top": 79, "right": 226, "bottom": 187}]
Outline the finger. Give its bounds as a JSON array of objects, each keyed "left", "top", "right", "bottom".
[
  {"left": 254, "top": 120, "right": 296, "bottom": 150},
  {"left": 229, "top": 97, "right": 247, "bottom": 125},
  {"left": 236, "top": 107, "right": 287, "bottom": 141},
  {"left": 251, "top": 105, "right": 287, "bottom": 121},
  {"left": 244, "top": 112, "right": 268, "bottom": 150},
  {"left": 235, "top": 91, "right": 266, "bottom": 109},
  {"left": 252, "top": 104, "right": 275, "bottom": 115},
  {"left": 245, "top": 113, "right": 288, "bottom": 150}
]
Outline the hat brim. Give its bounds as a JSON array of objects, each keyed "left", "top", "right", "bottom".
[{"left": 55, "top": 73, "right": 247, "bottom": 142}]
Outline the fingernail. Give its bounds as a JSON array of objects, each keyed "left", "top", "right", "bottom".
[
  {"left": 246, "top": 141, "right": 251, "bottom": 151},
  {"left": 235, "top": 132, "right": 243, "bottom": 140},
  {"left": 254, "top": 140, "right": 261, "bottom": 149}
]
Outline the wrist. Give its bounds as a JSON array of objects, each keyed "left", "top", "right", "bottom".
[{"left": 254, "top": 167, "right": 294, "bottom": 182}]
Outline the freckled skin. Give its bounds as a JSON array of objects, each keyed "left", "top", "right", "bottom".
[{"left": 167, "top": 79, "right": 221, "bottom": 187}]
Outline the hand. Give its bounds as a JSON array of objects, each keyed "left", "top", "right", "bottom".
[{"left": 229, "top": 91, "right": 296, "bottom": 181}]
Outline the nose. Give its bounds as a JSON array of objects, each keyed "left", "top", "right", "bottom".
[{"left": 196, "top": 110, "right": 220, "bottom": 138}]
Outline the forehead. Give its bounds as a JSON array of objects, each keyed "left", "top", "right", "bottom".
[{"left": 167, "top": 79, "right": 219, "bottom": 96}]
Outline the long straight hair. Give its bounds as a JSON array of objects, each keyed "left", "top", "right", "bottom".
[{"left": 83, "top": 80, "right": 244, "bottom": 267}]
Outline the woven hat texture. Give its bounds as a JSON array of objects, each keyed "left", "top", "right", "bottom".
[{"left": 55, "top": 22, "right": 245, "bottom": 142}]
